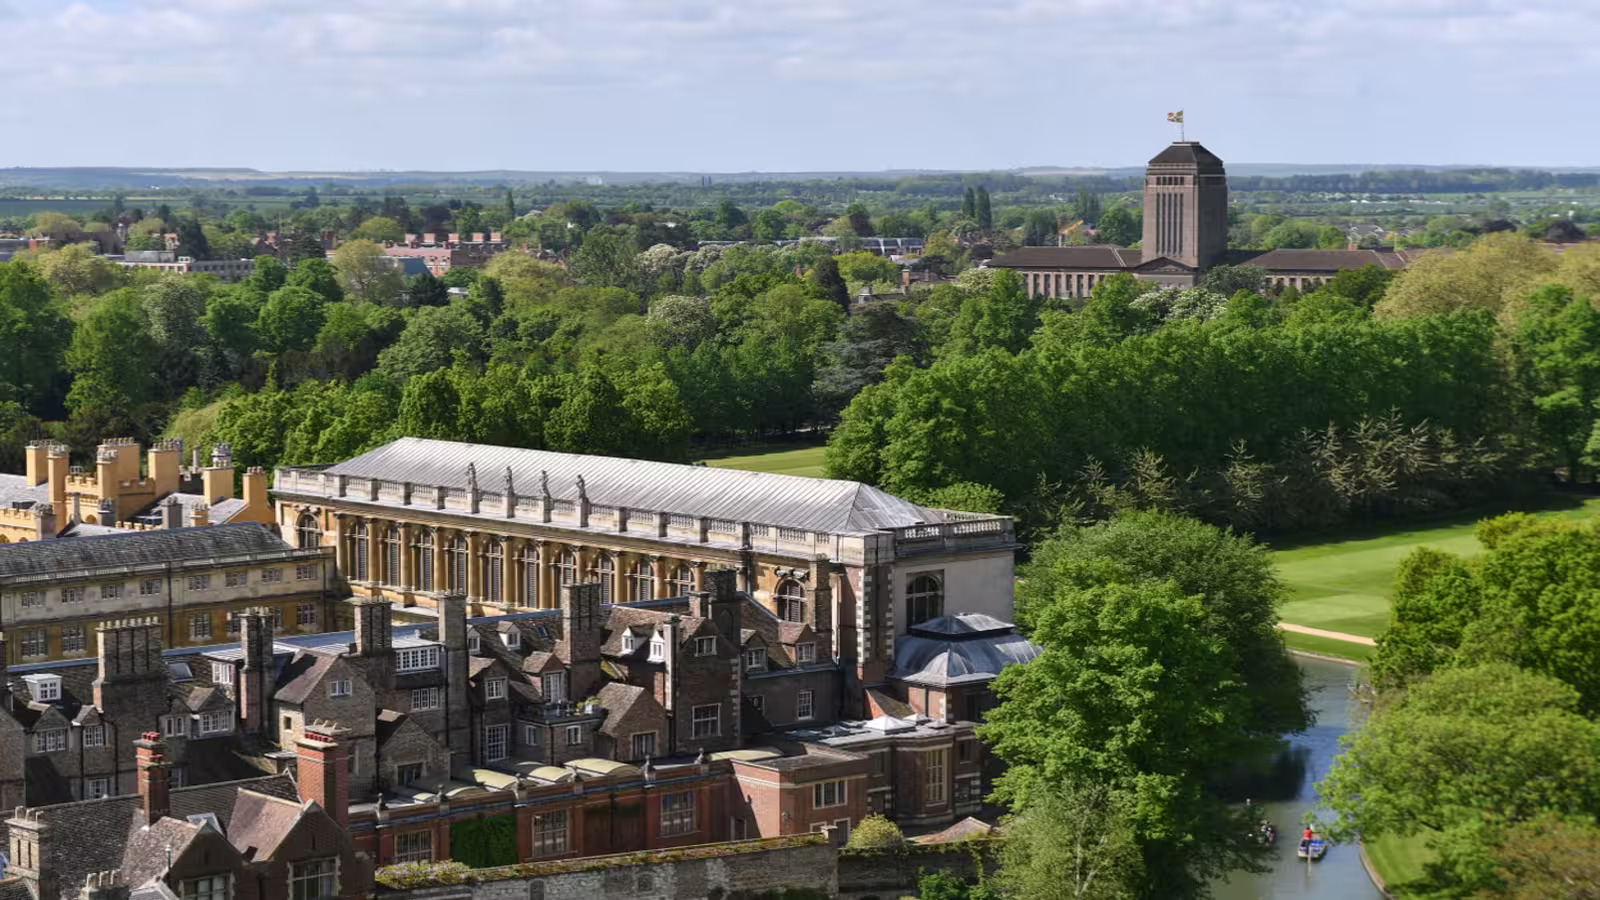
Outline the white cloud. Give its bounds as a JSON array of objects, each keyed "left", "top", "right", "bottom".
[{"left": 0, "top": 0, "right": 1592, "bottom": 169}]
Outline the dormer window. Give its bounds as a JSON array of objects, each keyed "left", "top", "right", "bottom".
[
  {"left": 796, "top": 643, "right": 816, "bottom": 664},
  {"left": 23, "top": 674, "right": 61, "bottom": 703},
  {"left": 503, "top": 630, "right": 521, "bottom": 650},
  {"left": 486, "top": 678, "right": 507, "bottom": 701},
  {"left": 397, "top": 646, "right": 441, "bottom": 672},
  {"left": 468, "top": 632, "right": 482, "bottom": 654},
  {"left": 648, "top": 637, "right": 665, "bottom": 662},
  {"left": 744, "top": 649, "right": 766, "bottom": 672},
  {"left": 622, "top": 631, "right": 637, "bottom": 653},
  {"left": 694, "top": 636, "right": 717, "bottom": 657}
]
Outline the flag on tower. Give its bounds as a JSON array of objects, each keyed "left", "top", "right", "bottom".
[{"left": 1167, "top": 110, "right": 1184, "bottom": 123}]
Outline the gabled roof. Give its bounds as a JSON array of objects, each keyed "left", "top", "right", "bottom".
[
  {"left": 987, "top": 246, "right": 1143, "bottom": 270},
  {"left": 226, "top": 790, "right": 305, "bottom": 861},
  {"left": 891, "top": 617, "right": 1041, "bottom": 687},
  {"left": 594, "top": 683, "right": 652, "bottom": 737},
  {"left": 311, "top": 437, "right": 946, "bottom": 534},
  {"left": 0, "top": 524, "right": 292, "bottom": 580}
]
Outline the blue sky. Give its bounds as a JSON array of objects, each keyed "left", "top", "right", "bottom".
[{"left": 1, "top": 0, "right": 1593, "bottom": 172}]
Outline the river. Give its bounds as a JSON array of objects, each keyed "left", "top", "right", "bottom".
[{"left": 1215, "top": 656, "right": 1382, "bottom": 900}]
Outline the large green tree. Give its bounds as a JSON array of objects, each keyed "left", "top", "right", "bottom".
[
  {"left": 65, "top": 291, "right": 159, "bottom": 413},
  {"left": 0, "top": 261, "right": 70, "bottom": 412}
]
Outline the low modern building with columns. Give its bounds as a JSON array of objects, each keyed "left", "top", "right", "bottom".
[{"left": 270, "top": 437, "right": 1017, "bottom": 690}]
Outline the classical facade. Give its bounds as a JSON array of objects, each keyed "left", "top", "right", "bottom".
[
  {"left": 0, "top": 439, "right": 275, "bottom": 544},
  {"left": 990, "top": 140, "right": 1434, "bottom": 294},
  {"left": 0, "top": 524, "right": 334, "bottom": 665},
  {"left": 271, "top": 437, "right": 1018, "bottom": 690}
]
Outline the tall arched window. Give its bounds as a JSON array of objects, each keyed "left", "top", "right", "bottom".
[
  {"left": 416, "top": 529, "right": 434, "bottom": 591},
  {"left": 627, "top": 560, "right": 653, "bottom": 603},
  {"left": 446, "top": 536, "right": 469, "bottom": 594},
  {"left": 485, "top": 540, "right": 505, "bottom": 603},
  {"left": 669, "top": 564, "right": 695, "bottom": 596},
  {"left": 349, "top": 520, "right": 369, "bottom": 582},
  {"left": 591, "top": 553, "right": 615, "bottom": 603},
  {"left": 776, "top": 579, "right": 805, "bottom": 623},
  {"left": 556, "top": 550, "right": 577, "bottom": 587},
  {"left": 906, "top": 574, "right": 943, "bottom": 627},
  {"left": 296, "top": 513, "right": 320, "bottom": 550},
  {"left": 385, "top": 527, "right": 402, "bottom": 587},
  {"left": 519, "top": 545, "right": 539, "bottom": 607}
]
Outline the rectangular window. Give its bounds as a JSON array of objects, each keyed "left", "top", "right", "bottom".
[
  {"left": 32, "top": 729, "right": 66, "bottom": 754},
  {"left": 163, "top": 714, "right": 188, "bottom": 738},
  {"left": 958, "top": 740, "right": 975, "bottom": 763},
  {"left": 796, "top": 690, "right": 815, "bottom": 720},
  {"left": 648, "top": 637, "right": 665, "bottom": 661},
  {"left": 565, "top": 724, "right": 583, "bottom": 746},
  {"left": 140, "top": 578, "right": 163, "bottom": 596},
  {"left": 86, "top": 777, "right": 112, "bottom": 800},
  {"left": 189, "top": 613, "right": 212, "bottom": 641},
  {"left": 225, "top": 571, "right": 246, "bottom": 588},
  {"left": 631, "top": 732, "right": 656, "bottom": 759},
  {"left": 198, "top": 710, "right": 231, "bottom": 735},
  {"left": 297, "top": 602, "right": 316, "bottom": 626},
  {"left": 61, "top": 587, "right": 84, "bottom": 604},
  {"left": 261, "top": 568, "right": 283, "bottom": 584},
  {"left": 225, "top": 614, "right": 241, "bottom": 635},
  {"left": 270, "top": 606, "right": 283, "bottom": 629},
  {"left": 211, "top": 661, "right": 232, "bottom": 685},
  {"left": 393, "top": 831, "right": 433, "bottom": 864},
  {"left": 411, "top": 687, "right": 441, "bottom": 711},
  {"left": 813, "top": 780, "right": 847, "bottom": 809},
  {"left": 622, "top": 632, "right": 636, "bottom": 653},
  {"left": 796, "top": 643, "right": 816, "bottom": 663},
  {"left": 694, "top": 636, "right": 717, "bottom": 656},
  {"left": 524, "top": 724, "right": 540, "bottom": 746},
  {"left": 82, "top": 725, "right": 106, "bottom": 748},
  {"left": 397, "top": 646, "right": 441, "bottom": 672},
  {"left": 542, "top": 670, "right": 567, "bottom": 702},
  {"left": 660, "top": 791, "right": 697, "bottom": 836},
  {"left": 533, "top": 810, "right": 569, "bottom": 857},
  {"left": 869, "top": 751, "right": 887, "bottom": 775},
  {"left": 743, "top": 648, "right": 765, "bottom": 672},
  {"left": 296, "top": 564, "right": 318, "bottom": 581},
  {"left": 328, "top": 679, "right": 352, "bottom": 698},
  {"left": 484, "top": 724, "right": 509, "bottom": 761},
  {"left": 750, "top": 695, "right": 764, "bottom": 712},
  {"left": 925, "top": 749, "right": 947, "bottom": 805},
  {"left": 289, "top": 857, "right": 337, "bottom": 900},
  {"left": 486, "top": 678, "right": 507, "bottom": 700},
  {"left": 396, "top": 763, "right": 424, "bottom": 786},
  {"left": 60, "top": 626, "right": 85, "bottom": 654},
  {"left": 171, "top": 766, "right": 187, "bottom": 788},
  {"left": 100, "top": 583, "right": 122, "bottom": 600},
  {"left": 20, "top": 590, "right": 43, "bottom": 608},
  {"left": 691, "top": 704, "right": 720, "bottom": 738},
  {"left": 503, "top": 630, "right": 520, "bottom": 650},
  {"left": 20, "top": 629, "right": 45, "bottom": 657},
  {"left": 181, "top": 874, "right": 229, "bottom": 900},
  {"left": 188, "top": 575, "right": 211, "bottom": 592}
]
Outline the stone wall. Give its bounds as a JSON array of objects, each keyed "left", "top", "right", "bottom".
[
  {"left": 379, "top": 836, "right": 836, "bottom": 900},
  {"left": 836, "top": 842, "right": 996, "bottom": 900}
]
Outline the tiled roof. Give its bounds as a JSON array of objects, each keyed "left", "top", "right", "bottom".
[
  {"left": 307, "top": 437, "right": 946, "bottom": 534},
  {"left": 987, "top": 246, "right": 1143, "bottom": 270},
  {"left": 1147, "top": 141, "right": 1226, "bottom": 170},
  {"left": 0, "top": 473, "right": 48, "bottom": 509},
  {"left": 226, "top": 790, "right": 305, "bottom": 860},
  {"left": 1235, "top": 248, "right": 1419, "bottom": 273},
  {"left": 0, "top": 524, "right": 292, "bottom": 580},
  {"left": 594, "top": 683, "right": 649, "bottom": 737}
]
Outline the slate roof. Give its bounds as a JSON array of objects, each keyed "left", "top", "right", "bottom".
[
  {"left": 1234, "top": 247, "right": 1425, "bottom": 273},
  {"left": 0, "top": 524, "right": 292, "bottom": 580},
  {"left": 1148, "top": 141, "right": 1226, "bottom": 170},
  {"left": 987, "top": 246, "right": 1145, "bottom": 270},
  {"left": 305, "top": 437, "right": 946, "bottom": 534},
  {"left": 21, "top": 774, "right": 298, "bottom": 900},
  {"left": 0, "top": 473, "right": 49, "bottom": 509},
  {"left": 594, "top": 683, "right": 649, "bottom": 737},
  {"left": 226, "top": 791, "right": 305, "bottom": 861},
  {"left": 890, "top": 614, "right": 1041, "bottom": 687}
]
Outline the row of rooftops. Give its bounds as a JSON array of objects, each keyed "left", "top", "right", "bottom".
[{"left": 988, "top": 244, "right": 1437, "bottom": 275}]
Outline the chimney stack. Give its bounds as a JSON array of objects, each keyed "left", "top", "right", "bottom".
[
  {"left": 47, "top": 444, "right": 69, "bottom": 514},
  {"left": 238, "top": 609, "right": 276, "bottom": 735},
  {"left": 556, "top": 583, "right": 605, "bottom": 700},
  {"left": 32, "top": 502, "right": 56, "bottom": 541},
  {"left": 242, "top": 466, "right": 268, "bottom": 518},
  {"left": 162, "top": 495, "right": 183, "bottom": 530},
  {"left": 79, "top": 871, "right": 129, "bottom": 900},
  {"left": 295, "top": 722, "right": 350, "bottom": 827},
  {"left": 352, "top": 597, "right": 392, "bottom": 657},
  {"left": 148, "top": 439, "right": 182, "bottom": 497},
  {"left": 135, "top": 733, "right": 171, "bottom": 825},
  {"left": 202, "top": 443, "right": 234, "bottom": 505},
  {"left": 189, "top": 503, "right": 209, "bottom": 528},
  {"left": 438, "top": 593, "right": 470, "bottom": 754},
  {"left": 24, "top": 440, "right": 50, "bottom": 487}
]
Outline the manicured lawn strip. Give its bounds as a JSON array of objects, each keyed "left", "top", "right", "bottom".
[
  {"left": 700, "top": 444, "right": 829, "bottom": 478},
  {"left": 1365, "top": 831, "right": 1438, "bottom": 895},
  {"left": 1281, "top": 631, "right": 1374, "bottom": 663}
]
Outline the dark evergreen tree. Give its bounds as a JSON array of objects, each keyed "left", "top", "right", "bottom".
[
  {"left": 976, "top": 186, "right": 993, "bottom": 231},
  {"left": 962, "top": 186, "right": 977, "bottom": 220},
  {"left": 810, "top": 255, "right": 851, "bottom": 314},
  {"left": 174, "top": 218, "right": 210, "bottom": 260}
]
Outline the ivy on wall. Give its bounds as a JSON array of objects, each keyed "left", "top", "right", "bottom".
[{"left": 450, "top": 814, "right": 519, "bottom": 869}]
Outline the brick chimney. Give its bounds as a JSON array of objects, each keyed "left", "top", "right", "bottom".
[
  {"left": 148, "top": 439, "right": 182, "bottom": 497},
  {"left": 136, "top": 732, "right": 171, "bottom": 825},
  {"left": 439, "top": 593, "right": 470, "bottom": 754},
  {"left": 352, "top": 596, "right": 392, "bottom": 657},
  {"left": 295, "top": 722, "right": 350, "bottom": 827},
  {"left": 162, "top": 495, "right": 183, "bottom": 530},
  {"left": 556, "top": 583, "right": 605, "bottom": 700},
  {"left": 238, "top": 609, "right": 276, "bottom": 735},
  {"left": 79, "top": 871, "right": 130, "bottom": 900}
]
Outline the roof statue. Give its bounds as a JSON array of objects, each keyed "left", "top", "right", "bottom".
[
  {"left": 575, "top": 474, "right": 588, "bottom": 504},
  {"left": 540, "top": 469, "right": 551, "bottom": 501},
  {"left": 504, "top": 465, "right": 514, "bottom": 497},
  {"left": 466, "top": 462, "right": 478, "bottom": 494}
]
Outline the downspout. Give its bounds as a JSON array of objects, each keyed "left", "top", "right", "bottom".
[{"left": 165, "top": 562, "right": 175, "bottom": 647}]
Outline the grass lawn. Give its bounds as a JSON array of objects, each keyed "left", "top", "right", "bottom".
[
  {"left": 1281, "top": 631, "right": 1374, "bottom": 663},
  {"left": 700, "top": 443, "right": 829, "bottom": 478},
  {"left": 1365, "top": 831, "right": 1438, "bottom": 895},
  {"left": 1273, "top": 496, "right": 1600, "bottom": 639}
]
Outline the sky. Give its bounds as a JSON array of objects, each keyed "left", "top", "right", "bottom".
[{"left": 1, "top": 0, "right": 1596, "bottom": 173}]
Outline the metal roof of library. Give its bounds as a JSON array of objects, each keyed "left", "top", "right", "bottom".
[{"left": 309, "top": 437, "right": 948, "bottom": 534}]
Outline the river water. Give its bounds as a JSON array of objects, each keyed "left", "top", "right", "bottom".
[{"left": 1215, "top": 656, "right": 1381, "bottom": 900}]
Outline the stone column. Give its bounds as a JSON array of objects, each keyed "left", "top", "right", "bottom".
[
  {"left": 691, "top": 559, "right": 707, "bottom": 593},
  {"left": 332, "top": 513, "right": 348, "bottom": 577},
  {"left": 539, "top": 540, "right": 558, "bottom": 609},
  {"left": 430, "top": 529, "right": 447, "bottom": 594},
  {"left": 398, "top": 523, "right": 413, "bottom": 591},
  {"left": 651, "top": 555, "right": 669, "bottom": 599},
  {"left": 368, "top": 519, "right": 383, "bottom": 587},
  {"left": 506, "top": 539, "right": 523, "bottom": 608},
  {"left": 466, "top": 532, "right": 484, "bottom": 602},
  {"left": 613, "top": 550, "right": 631, "bottom": 603}
]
